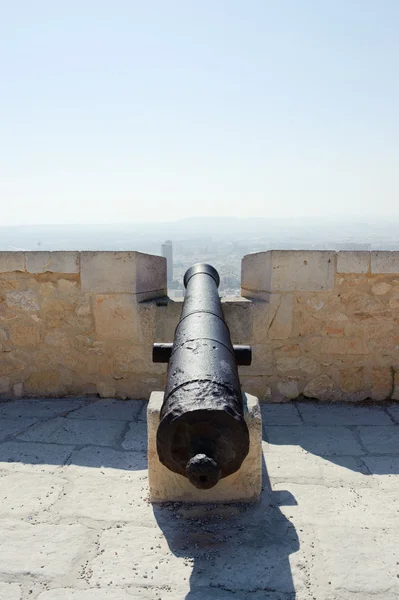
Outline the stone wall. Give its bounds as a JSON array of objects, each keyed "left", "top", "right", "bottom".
[
  {"left": 0, "top": 251, "right": 166, "bottom": 399},
  {"left": 240, "top": 250, "right": 399, "bottom": 402},
  {"left": 1, "top": 249, "right": 398, "bottom": 402}
]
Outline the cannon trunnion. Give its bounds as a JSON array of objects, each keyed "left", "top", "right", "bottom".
[{"left": 153, "top": 264, "right": 251, "bottom": 490}]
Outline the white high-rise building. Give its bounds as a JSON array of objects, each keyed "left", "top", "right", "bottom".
[{"left": 161, "top": 240, "right": 173, "bottom": 284}]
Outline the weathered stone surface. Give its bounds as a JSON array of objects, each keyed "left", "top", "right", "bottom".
[
  {"left": 317, "top": 526, "right": 399, "bottom": 596},
  {"left": 372, "top": 281, "right": 392, "bottom": 295},
  {"left": 0, "top": 376, "right": 11, "bottom": 393},
  {"left": 5, "top": 290, "right": 39, "bottom": 311},
  {"left": 357, "top": 426, "right": 399, "bottom": 453},
  {"left": 66, "top": 446, "right": 147, "bottom": 471},
  {"left": 0, "top": 418, "right": 38, "bottom": 441},
  {"left": 0, "top": 252, "right": 25, "bottom": 272},
  {"left": 0, "top": 398, "right": 86, "bottom": 418},
  {"left": 38, "top": 590, "right": 140, "bottom": 600},
  {"left": 93, "top": 294, "right": 139, "bottom": 340},
  {"left": 17, "top": 417, "right": 127, "bottom": 446},
  {"left": 148, "top": 392, "right": 262, "bottom": 503},
  {"left": 260, "top": 403, "right": 302, "bottom": 426},
  {"left": 81, "top": 251, "right": 166, "bottom": 298},
  {"left": 386, "top": 404, "right": 399, "bottom": 423},
  {"left": 371, "top": 251, "right": 399, "bottom": 274},
  {"left": 264, "top": 425, "right": 363, "bottom": 455},
  {"left": 7, "top": 321, "right": 40, "bottom": 347},
  {"left": 266, "top": 294, "right": 292, "bottom": 340},
  {"left": 0, "top": 471, "right": 66, "bottom": 517},
  {"left": 393, "top": 370, "right": 399, "bottom": 401},
  {"left": 276, "top": 483, "right": 399, "bottom": 529},
  {"left": 277, "top": 356, "right": 317, "bottom": 375},
  {"left": 297, "top": 402, "right": 393, "bottom": 426},
  {"left": 26, "top": 251, "right": 80, "bottom": 274},
  {"left": 58, "top": 471, "right": 154, "bottom": 524},
  {"left": 337, "top": 251, "right": 370, "bottom": 274},
  {"left": 221, "top": 297, "right": 253, "bottom": 344},
  {"left": 67, "top": 399, "right": 143, "bottom": 421},
  {"left": 321, "top": 337, "right": 368, "bottom": 355},
  {"left": 0, "top": 440, "right": 75, "bottom": 468},
  {"left": 25, "top": 370, "right": 63, "bottom": 395},
  {"left": 1, "top": 247, "right": 399, "bottom": 403},
  {"left": 0, "top": 521, "right": 88, "bottom": 577},
  {"left": 242, "top": 250, "right": 335, "bottom": 295},
  {"left": 0, "top": 399, "right": 398, "bottom": 599},
  {"left": 0, "top": 582, "right": 21, "bottom": 600},
  {"left": 370, "top": 367, "right": 394, "bottom": 401},
  {"left": 276, "top": 380, "right": 300, "bottom": 400},
  {"left": 121, "top": 422, "right": 149, "bottom": 453},
  {"left": 265, "top": 447, "right": 369, "bottom": 488}
]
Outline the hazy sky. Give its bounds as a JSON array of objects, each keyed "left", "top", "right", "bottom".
[{"left": 1, "top": 1, "right": 398, "bottom": 225}]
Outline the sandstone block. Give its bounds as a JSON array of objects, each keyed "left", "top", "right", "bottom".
[
  {"left": 0, "top": 376, "right": 11, "bottom": 394},
  {"left": 222, "top": 297, "right": 253, "bottom": 344},
  {"left": 339, "top": 367, "right": 364, "bottom": 393},
  {"left": 242, "top": 250, "right": 335, "bottom": 296},
  {"left": 276, "top": 380, "right": 300, "bottom": 399},
  {"left": 370, "top": 367, "right": 393, "bottom": 401},
  {"left": 94, "top": 294, "right": 139, "bottom": 340},
  {"left": 25, "top": 251, "right": 79, "bottom": 273},
  {"left": 154, "top": 297, "right": 182, "bottom": 342},
  {"left": 337, "top": 251, "right": 370, "bottom": 273},
  {"left": 269, "top": 294, "right": 293, "bottom": 339},
  {"left": 81, "top": 251, "right": 166, "bottom": 299},
  {"left": 0, "top": 251, "right": 25, "bottom": 272},
  {"left": 148, "top": 391, "right": 262, "bottom": 503},
  {"left": 25, "top": 370, "right": 62, "bottom": 395},
  {"left": 303, "top": 374, "right": 334, "bottom": 401},
  {"left": 276, "top": 356, "right": 317, "bottom": 375},
  {"left": 371, "top": 251, "right": 399, "bottom": 274},
  {"left": 393, "top": 369, "right": 399, "bottom": 401},
  {"left": 13, "top": 383, "right": 24, "bottom": 398},
  {"left": 8, "top": 322, "right": 40, "bottom": 347},
  {"left": 6, "top": 290, "right": 39, "bottom": 312},
  {"left": 371, "top": 281, "right": 392, "bottom": 295},
  {"left": 321, "top": 337, "right": 368, "bottom": 355}
]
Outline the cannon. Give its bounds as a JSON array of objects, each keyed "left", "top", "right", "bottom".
[{"left": 153, "top": 264, "right": 252, "bottom": 490}]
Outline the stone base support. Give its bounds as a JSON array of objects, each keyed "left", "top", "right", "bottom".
[{"left": 147, "top": 391, "right": 262, "bottom": 503}]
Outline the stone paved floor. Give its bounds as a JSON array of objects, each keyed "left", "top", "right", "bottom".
[{"left": 0, "top": 398, "right": 399, "bottom": 600}]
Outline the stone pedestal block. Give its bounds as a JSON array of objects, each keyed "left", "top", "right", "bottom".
[{"left": 148, "top": 391, "right": 262, "bottom": 503}]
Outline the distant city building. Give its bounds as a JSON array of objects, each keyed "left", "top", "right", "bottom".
[{"left": 161, "top": 240, "right": 173, "bottom": 284}]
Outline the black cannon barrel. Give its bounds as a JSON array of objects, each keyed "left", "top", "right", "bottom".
[{"left": 155, "top": 264, "right": 250, "bottom": 490}]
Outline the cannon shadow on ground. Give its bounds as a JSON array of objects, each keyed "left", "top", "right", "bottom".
[
  {"left": 261, "top": 403, "right": 399, "bottom": 477},
  {"left": 153, "top": 455, "right": 299, "bottom": 600}
]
